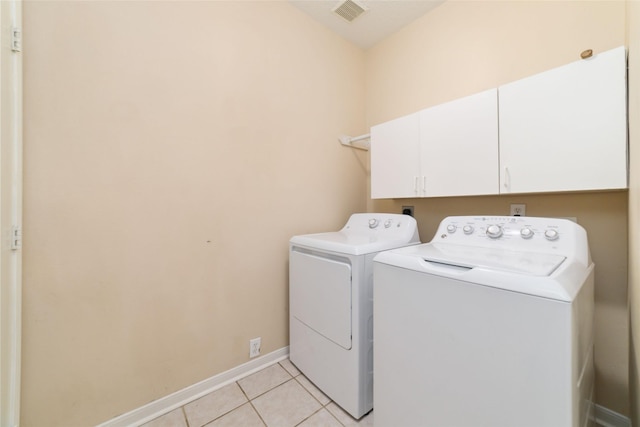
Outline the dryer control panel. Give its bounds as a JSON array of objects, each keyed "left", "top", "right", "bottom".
[
  {"left": 291, "top": 213, "right": 420, "bottom": 256},
  {"left": 341, "top": 213, "right": 420, "bottom": 241},
  {"left": 435, "top": 216, "right": 589, "bottom": 262}
]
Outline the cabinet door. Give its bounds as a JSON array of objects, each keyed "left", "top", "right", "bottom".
[
  {"left": 420, "top": 89, "right": 499, "bottom": 197},
  {"left": 499, "top": 46, "right": 627, "bottom": 194},
  {"left": 371, "top": 112, "right": 421, "bottom": 199}
]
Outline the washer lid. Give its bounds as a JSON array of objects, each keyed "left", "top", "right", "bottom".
[{"left": 415, "top": 243, "right": 566, "bottom": 277}]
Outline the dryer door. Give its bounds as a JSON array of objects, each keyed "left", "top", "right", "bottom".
[{"left": 290, "top": 249, "right": 352, "bottom": 350}]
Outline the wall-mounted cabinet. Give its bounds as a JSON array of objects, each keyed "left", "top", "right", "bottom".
[
  {"left": 370, "top": 46, "right": 627, "bottom": 199},
  {"left": 371, "top": 89, "right": 499, "bottom": 199},
  {"left": 498, "top": 46, "right": 627, "bottom": 194},
  {"left": 420, "top": 89, "right": 498, "bottom": 197},
  {"left": 370, "top": 112, "right": 421, "bottom": 199}
]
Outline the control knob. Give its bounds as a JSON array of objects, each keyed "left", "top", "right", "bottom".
[
  {"left": 368, "top": 218, "right": 379, "bottom": 229},
  {"left": 520, "top": 228, "right": 534, "bottom": 239},
  {"left": 446, "top": 224, "right": 457, "bottom": 234},
  {"left": 544, "top": 229, "right": 559, "bottom": 241},
  {"left": 463, "top": 225, "right": 474, "bottom": 235},
  {"left": 486, "top": 224, "right": 503, "bottom": 239},
  {"left": 384, "top": 219, "right": 392, "bottom": 228}
]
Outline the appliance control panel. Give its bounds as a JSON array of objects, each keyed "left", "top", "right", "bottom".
[
  {"left": 342, "top": 213, "right": 419, "bottom": 240},
  {"left": 434, "top": 215, "right": 587, "bottom": 254}
]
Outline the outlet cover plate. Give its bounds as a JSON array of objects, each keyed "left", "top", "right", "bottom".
[
  {"left": 249, "top": 337, "right": 261, "bottom": 358},
  {"left": 510, "top": 204, "right": 526, "bottom": 216},
  {"left": 402, "top": 206, "right": 414, "bottom": 217}
]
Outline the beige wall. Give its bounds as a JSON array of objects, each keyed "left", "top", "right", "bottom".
[
  {"left": 366, "top": 0, "right": 630, "bottom": 416},
  {"left": 627, "top": 0, "right": 640, "bottom": 424},
  {"left": 20, "top": 0, "right": 636, "bottom": 424},
  {"left": 21, "top": 2, "right": 366, "bottom": 425}
]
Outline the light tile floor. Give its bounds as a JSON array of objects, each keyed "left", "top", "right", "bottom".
[{"left": 141, "top": 359, "right": 373, "bottom": 427}]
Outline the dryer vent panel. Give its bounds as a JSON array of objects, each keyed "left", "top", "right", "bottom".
[{"left": 332, "top": 0, "right": 368, "bottom": 23}]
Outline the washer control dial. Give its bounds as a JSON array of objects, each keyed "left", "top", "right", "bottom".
[
  {"left": 544, "top": 229, "right": 559, "bottom": 241},
  {"left": 463, "top": 225, "right": 474, "bottom": 235},
  {"left": 384, "top": 219, "right": 392, "bottom": 228},
  {"left": 368, "top": 218, "right": 379, "bottom": 229},
  {"left": 486, "top": 224, "right": 503, "bottom": 239},
  {"left": 446, "top": 224, "right": 457, "bottom": 234},
  {"left": 520, "top": 227, "right": 534, "bottom": 239}
]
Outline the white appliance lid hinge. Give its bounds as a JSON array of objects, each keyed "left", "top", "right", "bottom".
[
  {"left": 11, "top": 225, "right": 22, "bottom": 250},
  {"left": 11, "top": 27, "right": 22, "bottom": 52}
]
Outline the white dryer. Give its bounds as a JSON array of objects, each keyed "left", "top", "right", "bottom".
[
  {"left": 290, "top": 213, "right": 420, "bottom": 419},
  {"left": 373, "top": 215, "right": 594, "bottom": 427}
]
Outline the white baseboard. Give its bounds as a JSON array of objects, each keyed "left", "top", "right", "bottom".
[
  {"left": 594, "top": 404, "right": 632, "bottom": 427},
  {"left": 96, "top": 347, "right": 289, "bottom": 427}
]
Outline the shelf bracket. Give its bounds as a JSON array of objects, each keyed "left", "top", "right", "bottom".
[{"left": 339, "top": 134, "right": 370, "bottom": 151}]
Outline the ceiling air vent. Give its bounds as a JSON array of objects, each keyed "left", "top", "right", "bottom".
[{"left": 332, "top": 0, "right": 368, "bottom": 23}]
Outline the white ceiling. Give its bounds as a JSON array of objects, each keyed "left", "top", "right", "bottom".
[{"left": 288, "top": 0, "right": 444, "bottom": 49}]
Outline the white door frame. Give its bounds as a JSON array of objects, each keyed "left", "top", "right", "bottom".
[{"left": 0, "top": 0, "right": 22, "bottom": 425}]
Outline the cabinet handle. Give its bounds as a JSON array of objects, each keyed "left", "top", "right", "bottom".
[
  {"left": 423, "top": 176, "right": 427, "bottom": 195},
  {"left": 504, "top": 167, "right": 511, "bottom": 191},
  {"left": 414, "top": 176, "right": 419, "bottom": 194}
]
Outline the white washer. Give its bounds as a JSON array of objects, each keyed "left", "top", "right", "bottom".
[
  {"left": 373, "top": 215, "right": 595, "bottom": 427},
  {"left": 290, "top": 213, "right": 420, "bottom": 419}
]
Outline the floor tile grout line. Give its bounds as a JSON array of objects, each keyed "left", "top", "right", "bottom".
[
  {"left": 236, "top": 375, "right": 270, "bottom": 427},
  {"left": 199, "top": 401, "right": 266, "bottom": 427},
  {"left": 284, "top": 360, "right": 371, "bottom": 425},
  {"left": 294, "top": 406, "right": 346, "bottom": 427},
  {"left": 291, "top": 374, "right": 332, "bottom": 408},
  {"left": 288, "top": 374, "right": 350, "bottom": 427},
  {"left": 190, "top": 382, "right": 251, "bottom": 427},
  {"left": 232, "top": 364, "right": 299, "bottom": 427},
  {"left": 237, "top": 377, "right": 253, "bottom": 403},
  {"left": 199, "top": 399, "right": 250, "bottom": 427},
  {"left": 247, "top": 399, "right": 269, "bottom": 427},
  {"left": 181, "top": 406, "right": 190, "bottom": 427},
  {"left": 285, "top": 361, "right": 337, "bottom": 412},
  {"left": 246, "top": 377, "right": 319, "bottom": 427},
  {"left": 237, "top": 364, "right": 294, "bottom": 402},
  {"left": 278, "top": 360, "right": 301, "bottom": 378}
]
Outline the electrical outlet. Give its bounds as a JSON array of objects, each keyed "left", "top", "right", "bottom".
[
  {"left": 249, "top": 337, "right": 261, "bottom": 358},
  {"left": 402, "top": 206, "right": 414, "bottom": 217},
  {"left": 510, "top": 204, "right": 526, "bottom": 216}
]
